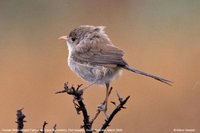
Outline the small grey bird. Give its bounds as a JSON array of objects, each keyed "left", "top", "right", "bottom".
[{"left": 59, "top": 25, "right": 172, "bottom": 111}]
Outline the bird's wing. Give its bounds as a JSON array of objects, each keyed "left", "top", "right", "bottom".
[{"left": 71, "top": 42, "right": 127, "bottom": 67}]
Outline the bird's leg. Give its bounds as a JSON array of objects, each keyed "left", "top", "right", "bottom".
[
  {"left": 91, "top": 85, "right": 113, "bottom": 124},
  {"left": 104, "top": 83, "right": 109, "bottom": 112},
  {"left": 98, "top": 83, "right": 110, "bottom": 120}
]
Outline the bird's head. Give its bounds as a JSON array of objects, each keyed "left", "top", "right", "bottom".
[{"left": 59, "top": 25, "right": 105, "bottom": 50}]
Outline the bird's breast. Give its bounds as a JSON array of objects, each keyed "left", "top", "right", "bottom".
[
  {"left": 67, "top": 57, "right": 122, "bottom": 85},
  {"left": 68, "top": 58, "right": 97, "bottom": 82}
]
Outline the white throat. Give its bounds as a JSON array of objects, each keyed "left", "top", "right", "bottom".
[
  {"left": 67, "top": 41, "right": 73, "bottom": 53},
  {"left": 67, "top": 41, "right": 73, "bottom": 64}
]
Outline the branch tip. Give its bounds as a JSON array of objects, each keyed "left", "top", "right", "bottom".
[{"left": 16, "top": 108, "right": 26, "bottom": 133}]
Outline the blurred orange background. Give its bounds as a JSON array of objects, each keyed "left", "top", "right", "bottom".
[{"left": 0, "top": 0, "right": 200, "bottom": 133}]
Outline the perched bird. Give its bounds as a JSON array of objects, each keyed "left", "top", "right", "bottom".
[{"left": 59, "top": 25, "right": 172, "bottom": 111}]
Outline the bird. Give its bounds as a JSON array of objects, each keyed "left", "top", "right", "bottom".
[{"left": 59, "top": 25, "right": 172, "bottom": 112}]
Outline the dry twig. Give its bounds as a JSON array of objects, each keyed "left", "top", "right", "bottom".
[
  {"left": 38, "top": 121, "right": 48, "bottom": 133},
  {"left": 16, "top": 108, "right": 26, "bottom": 133},
  {"left": 52, "top": 124, "right": 57, "bottom": 133},
  {"left": 55, "top": 83, "right": 92, "bottom": 133},
  {"left": 56, "top": 82, "right": 130, "bottom": 133},
  {"left": 99, "top": 95, "right": 130, "bottom": 133}
]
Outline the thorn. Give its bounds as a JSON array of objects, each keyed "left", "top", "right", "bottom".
[
  {"left": 17, "top": 108, "right": 24, "bottom": 111},
  {"left": 77, "top": 84, "right": 83, "bottom": 90},
  {"left": 55, "top": 90, "right": 66, "bottom": 94},
  {"left": 72, "top": 86, "right": 75, "bottom": 92},
  {"left": 121, "top": 106, "right": 126, "bottom": 109},
  {"left": 52, "top": 124, "right": 57, "bottom": 133},
  {"left": 111, "top": 101, "right": 116, "bottom": 106},
  {"left": 64, "top": 82, "right": 69, "bottom": 89},
  {"left": 80, "top": 125, "right": 84, "bottom": 128},
  {"left": 116, "top": 90, "right": 123, "bottom": 103}
]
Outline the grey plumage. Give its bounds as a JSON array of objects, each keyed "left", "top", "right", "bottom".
[{"left": 61, "top": 25, "right": 172, "bottom": 86}]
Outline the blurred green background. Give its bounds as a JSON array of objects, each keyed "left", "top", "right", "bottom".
[{"left": 0, "top": 0, "right": 200, "bottom": 132}]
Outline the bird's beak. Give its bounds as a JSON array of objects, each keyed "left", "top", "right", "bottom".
[{"left": 58, "top": 35, "right": 68, "bottom": 41}]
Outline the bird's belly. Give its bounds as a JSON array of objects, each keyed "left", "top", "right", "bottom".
[{"left": 68, "top": 59, "right": 122, "bottom": 84}]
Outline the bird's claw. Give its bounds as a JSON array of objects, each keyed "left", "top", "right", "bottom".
[{"left": 98, "top": 103, "right": 109, "bottom": 120}]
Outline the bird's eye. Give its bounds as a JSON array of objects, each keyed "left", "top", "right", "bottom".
[{"left": 71, "top": 37, "right": 76, "bottom": 42}]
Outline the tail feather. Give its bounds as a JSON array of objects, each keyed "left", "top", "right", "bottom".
[{"left": 123, "top": 65, "right": 173, "bottom": 86}]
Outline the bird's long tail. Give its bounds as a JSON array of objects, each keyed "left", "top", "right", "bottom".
[{"left": 123, "top": 65, "right": 173, "bottom": 86}]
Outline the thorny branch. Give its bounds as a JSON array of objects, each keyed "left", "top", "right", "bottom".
[
  {"left": 55, "top": 82, "right": 130, "bottom": 133},
  {"left": 52, "top": 124, "right": 57, "bottom": 133},
  {"left": 39, "top": 121, "right": 48, "bottom": 133},
  {"left": 55, "top": 83, "right": 92, "bottom": 133},
  {"left": 99, "top": 95, "right": 130, "bottom": 133},
  {"left": 38, "top": 121, "right": 57, "bottom": 133},
  {"left": 16, "top": 108, "right": 26, "bottom": 133},
  {"left": 15, "top": 82, "right": 130, "bottom": 133}
]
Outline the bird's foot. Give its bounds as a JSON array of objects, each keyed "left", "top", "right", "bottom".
[{"left": 98, "top": 103, "right": 109, "bottom": 120}]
